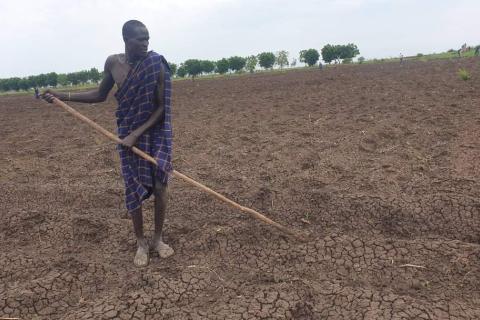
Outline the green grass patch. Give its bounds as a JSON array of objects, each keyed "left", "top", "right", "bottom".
[{"left": 458, "top": 68, "right": 471, "bottom": 81}]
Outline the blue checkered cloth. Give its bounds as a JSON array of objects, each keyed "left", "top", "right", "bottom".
[{"left": 114, "top": 51, "right": 173, "bottom": 212}]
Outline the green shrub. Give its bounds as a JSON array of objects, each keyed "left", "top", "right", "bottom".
[
  {"left": 458, "top": 68, "right": 470, "bottom": 81},
  {"left": 417, "top": 53, "right": 424, "bottom": 57}
]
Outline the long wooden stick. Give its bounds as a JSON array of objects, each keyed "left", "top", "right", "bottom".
[{"left": 50, "top": 98, "right": 306, "bottom": 241}]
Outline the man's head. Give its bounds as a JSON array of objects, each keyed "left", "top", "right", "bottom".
[{"left": 122, "top": 20, "right": 149, "bottom": 61}]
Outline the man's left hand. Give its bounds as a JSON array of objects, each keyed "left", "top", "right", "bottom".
[{"left": 121, "top": 133, "right": 139, "bottom": 148}]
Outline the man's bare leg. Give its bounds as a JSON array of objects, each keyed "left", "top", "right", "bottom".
[
  {"left": 152, "top": 178, "right": 174, "bottom": 258},
  {"left": 131, "top": 207, "right": 150, "bottom": 266}
]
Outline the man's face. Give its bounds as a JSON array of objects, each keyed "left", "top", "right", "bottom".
[{"left": 125, "top": 26, "right": 149, "bottom": 60}]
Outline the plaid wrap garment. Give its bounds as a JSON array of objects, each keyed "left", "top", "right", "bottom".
[{"left": 114, "top": 51, "right": 173, "bottom": 212}]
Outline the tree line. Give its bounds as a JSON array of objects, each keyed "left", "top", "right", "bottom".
[
  {"left": 174, "top": 44, "right": 359, "bottom": 79},
  {"left": 0, "top": 68, "right": 102, "bottom": 92},
  {"left": 0, "top": 43, "right": 360, "bottom": 91}
]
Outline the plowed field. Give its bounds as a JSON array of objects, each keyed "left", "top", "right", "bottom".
[{"left": 1, "top": 58, "right": 480, "bottom": 319}]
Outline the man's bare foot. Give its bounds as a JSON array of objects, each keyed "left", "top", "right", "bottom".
[
  {"left": 153, "top": 238, "right": 174, "bottom": 258},
  {"left": 134, "top": 239, "right": 149, "bottom": 267}
]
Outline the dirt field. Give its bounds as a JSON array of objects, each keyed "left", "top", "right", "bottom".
[{"left": 1, "top": 58, "right": 480, "bottom": 319}]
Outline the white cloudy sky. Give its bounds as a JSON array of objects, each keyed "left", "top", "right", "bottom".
[{"left": 1, "top": 0, "right": 479, "bottom": 78}]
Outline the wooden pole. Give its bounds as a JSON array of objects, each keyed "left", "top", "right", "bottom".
[{"left": 50, "top": 98, "right": 306, "bottom": 241}]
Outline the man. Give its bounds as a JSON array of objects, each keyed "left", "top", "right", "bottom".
[{"left": 42, "top": 20, "right": 174, "bottom": 267}]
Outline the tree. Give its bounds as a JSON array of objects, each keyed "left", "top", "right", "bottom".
[
  {"left": 78, "top": 70, "right": 90, "bottom": 84},
  {"left": 228, "top": 56, "right": 246, "bottom": 73},
  {"left": 183, "top": 59, "right": 203, "bottom": 78},
  {"left": 27, "top": 76, "right": 37, "bottom": 88},
  {"left": 0, "top": 79, "right": 8, "bottom": 91},
  {"left": 358, "top": 56, "right": 365, "bottom": 64},
  {"left": 200, "top": 60, "right": 215, "bottom": 74},
  {"left": 177, "top": 65, "right": 187, "bottom": 78},
  {"left": 245, "top": 55, "right": 257, "bottom": 73},
  {"left": 275, "top": 51, "right": 289, "bottom": 69},
  {"left": 88, "top": 68, "right": 101, "bottom": 83},
  {"left": 290, "top": 58, "right": 297, "bottom": 67},
  {"left": 18, "top": 78, "right": 30, "bottom": 91},
  {"left": 338, "top": 43, "right": 360, "bottom": 60},
  {"left": 321, "top": 44, "right": 341, "bottom": 64},
  {"left": 35, "top": 74, "right": 48, "bottom": 87},
  {"left": 168, "top": 62, "right": 177, "bottom": 77},
  {"left": 8, "top": 78, "right": 21, "bottom": 91},
  {"left": 66, "top": 72, "right": 79, "bottom": 85},
  {"left": 258, "top": 52, "right": 275, "bottom": 69},
  {"left": 300, "top": 49, "right": 320, "bottom": 66},
  {"left": 46, "top": 72, "right": 58, "bottom": 87},
  {"left": 216, "top": 58, "right": 230, "bottom": 74},
  {"left": 57, "top": 73, "right": 69, "bottom": 86}
]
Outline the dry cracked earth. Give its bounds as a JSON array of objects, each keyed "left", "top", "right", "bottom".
[{"left": 1, "top": 57, "right": 480, "bottom": 319}]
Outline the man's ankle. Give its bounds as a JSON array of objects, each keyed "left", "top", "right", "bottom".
[
  {"left": 137, "top": 237, "right": 148, "bottom": 248},
  {"left": 153, "top": 233, "right": 163, "bottom": 243}
]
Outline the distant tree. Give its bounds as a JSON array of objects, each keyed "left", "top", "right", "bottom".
[
  {"left": 200, "top": 60, "right": 216, "bottom": 74},
  {"left": 88, "top": 68, "right": 101, "bottom": 83},
  {"left": 258, "top": 52, "right": 276, "bottom": 69},
  {"left": 24, "top": 77, "right": 35, "bottom": 90},
  {"left": 18, "top": 78, "right": 30, "bottom": 91},
  {"left": 168, "top": 62, "right": 177, "bottom": 77},
  {"left": 27, "top": 75, "right": 37, "bottom": 88},
  {"left": 358, "top": 56, "right": 365, "bottom": 64},
  {"left": 177, "top": 65, "right": 187, "bottom": 78},
  {"left": 300, "top": 49, "right": 320, "bottom": 66},
  {"left": 245, "top": 55, "right": 258, "bottom": 73},
  {"left": 45, "top": 72, "right": 58, "bottom": 87},
  {"left": 290, "top": 58, "right": 297, "bottom": 67},
  {"left": 299, "top": 50, "right": 307, "bottom": 65},
  {"left": 275, "top": 50, "right": 289, "bottom": 69},
  {"left": 75, "top": 70, "right": 89, "bottom": 84},
  {"left": 338, "top": 43, "right": 360, "bottom": 61},
  {"left": 35, "top": 74, "right": 48, "bottom": 87},
  {"left": 216, "top": 58, "right": 230, "bottom": 74},
  {"left": 66, "top": 72, "right": 79, "bottom": 85},
  {"left": 321, "top": 45, "right": 339, "bottom": 64},
  {"left": 57, "top": 73, "right": 69, "bottom": 86},
  {"left": 9, "top": 78, "right": 21, "bottom": 91},
  {"left": 183, "top": 59, "right": 203, "bottom": 78},
  {"left": 0, "top": 79, "right": 7, "bottom": 91},
  {"left": 228, "top": 56, "right": 246, "bottom": 73}
]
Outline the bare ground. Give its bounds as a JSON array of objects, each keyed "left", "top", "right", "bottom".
[{"left": 1, "top": 57, "right": 480, "bottom": 319}]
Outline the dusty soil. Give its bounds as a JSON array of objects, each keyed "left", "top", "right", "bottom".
[{"left": 1, "top": 58, "right": 480, "bottom": 319}]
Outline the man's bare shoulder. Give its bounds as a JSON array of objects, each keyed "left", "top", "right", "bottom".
[{"left": 105, "top": 54, "right": 126, "bottom": 69}]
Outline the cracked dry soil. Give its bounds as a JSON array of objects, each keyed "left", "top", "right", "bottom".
[{"left": 1, "top": 58, "right": 480, "bottom": 319}]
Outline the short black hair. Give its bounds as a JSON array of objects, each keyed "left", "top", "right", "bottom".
[{"left": 122, "top": 20, "right": 146, "bottom": 40}]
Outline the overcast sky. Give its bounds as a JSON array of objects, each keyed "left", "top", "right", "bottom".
[{"left": 1, "top": 0, "right": 479, "bottom": 78}]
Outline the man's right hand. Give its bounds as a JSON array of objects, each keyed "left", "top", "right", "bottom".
[{"left": 40, "top": 89, "right": 58, "bottom": 103}]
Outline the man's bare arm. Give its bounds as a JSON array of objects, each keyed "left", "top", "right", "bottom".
[
  {"left": 121, "top": 65, "right": 166, "bottom": 147},
  {"left": 42, "top": 56, "right": 115, "bottom": 103}
]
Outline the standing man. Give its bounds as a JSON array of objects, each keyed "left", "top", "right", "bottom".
[{"left": 42, "top": 20, "right": 174, "bottom": 267}]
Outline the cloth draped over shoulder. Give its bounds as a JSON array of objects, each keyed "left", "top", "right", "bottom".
[{"left": 114, "top": 51, "right": 172, "bottom": 212}]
